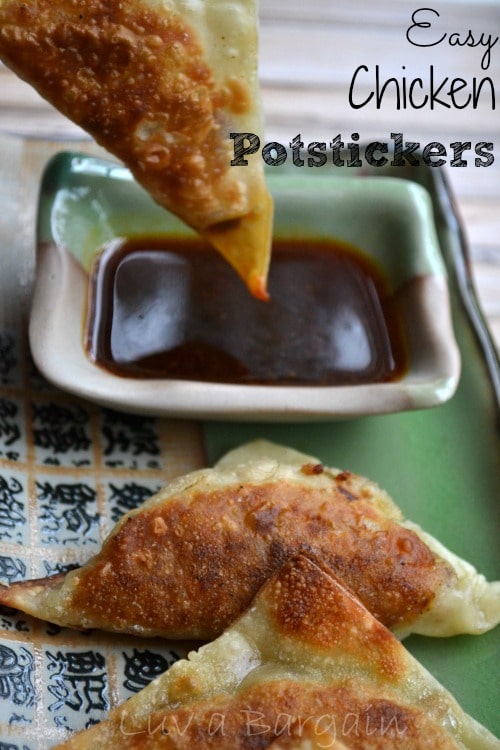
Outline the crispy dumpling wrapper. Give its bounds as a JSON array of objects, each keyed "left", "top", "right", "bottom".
[
  {"left": 0, "top": 0, "right": 273, "bottom": 298},
  {"left": 54, "top": 555, "right": 500, "bottom": 749},
  {"left": 1, "top": 440, "right": 498, "bottom": 640},
  {"left": 268, "top": 724, "right": 350, "bottom": 750}
]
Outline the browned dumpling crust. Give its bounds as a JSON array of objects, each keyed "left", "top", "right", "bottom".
[
  {"left": 66, "top": 473, "right": 450, "bottom": 636},
  {"left": 103, "top": 683, "right": 462, "bottom": 749},
  {"left": 0, "top": 443, "right": 452, "bottom": 637},
  {"left": 0, "top": 441, "right": 498, "bottom": 640},
  {"left": 0, "top": 0, "right": 273, "bottom": 297},
  {"left": 53, "top": 555, "right": 499, "bottom": 749}
]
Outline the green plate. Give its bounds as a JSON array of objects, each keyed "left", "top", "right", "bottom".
[
  {"left": 205, "top": 161, "right": 500, "bottom": 736},
  {"left": 0, "top": 148, "right": 498, "bottom": 746}
]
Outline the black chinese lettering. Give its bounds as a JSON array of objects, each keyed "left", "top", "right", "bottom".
[
  {"left": 0, "top": 644, "right": 35, "bottom": 708},
  {"left": 0, "top": 555, "right": 26, "bottom": 584},
  {"left": 43, "top": 561, "right": 80, "bottom": 577},
  {"left": 37, "top": 481, "right": 99, "bottom": 545},
  {"left": 0, "top": 475, "right": 26, "bottom": 543},
  {"left": 0, "top": 398, "right": 21, "bottom": 452},
  {"left": 101, "top": 410, "right": 160, "bottom": 461},
  {"left": 122, "top": 648, "right": 179, "bottom": 693},
  {"left": 108, "top": 482, "right": 158, "bottom": 524},
  {"left": 0, "top": 741, "right": 33, "bottom": 750},
  {"left": 31, "top": 402, "right": 91, "bottom": 458},
  {"left": 46, "top": 649, "right": 109, "bottom": 715}
]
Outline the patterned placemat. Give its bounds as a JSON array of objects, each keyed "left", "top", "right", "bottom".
[{"left": 0, "top": 136, "right": 206, "bottom": 748}]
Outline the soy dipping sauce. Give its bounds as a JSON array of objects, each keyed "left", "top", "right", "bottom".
[{"left": 85, "top": 237, "right": 408, "bottom": 385}]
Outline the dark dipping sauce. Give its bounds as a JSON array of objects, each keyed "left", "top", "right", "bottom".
[{"left": 85, "top": 237, "right": 408, "bottom": 385}]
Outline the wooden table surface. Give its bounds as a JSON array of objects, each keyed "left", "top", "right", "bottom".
[{"left": 0, "top": 0, "right": 498, "bottom": 351}]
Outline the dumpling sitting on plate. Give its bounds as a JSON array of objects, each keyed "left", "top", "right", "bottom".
[
  {"left": 0, "top": 0, "right": 273, "bottom": 298},
  {"left": 53, "top": 555, "right": 500, "bottom": 749},
  {"left": 0, "top": 440, "right": 498, "bottom": 640}
]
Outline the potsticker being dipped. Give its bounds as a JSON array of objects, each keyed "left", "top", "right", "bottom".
[
  {"left": 0, "top": 0, "right": 273, "bottom": 298},
  {"left": 54, "top": 555, "right": 500, "bottom": 749},
  {"left": 1, "top": 440, "right": 498, "bottom": 640}
]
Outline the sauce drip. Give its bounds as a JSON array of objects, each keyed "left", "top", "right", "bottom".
[{"left": 85, "top": 237, "right": 408, "bottom": 385}]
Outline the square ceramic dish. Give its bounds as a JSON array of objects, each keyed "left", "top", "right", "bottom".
[{"left": 29, "top": 152, "right": 460, "bottom": 420}]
